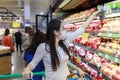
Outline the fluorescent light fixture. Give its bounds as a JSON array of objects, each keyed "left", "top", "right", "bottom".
[
  {"left": 40, "top": 12, "right": 44, "bottom": 15},
  {"left": 59, "top": 0, "right": 71, "bottom": 8},
  {"left": 21, "top": 7, "right": 24, "bottom": 11}
]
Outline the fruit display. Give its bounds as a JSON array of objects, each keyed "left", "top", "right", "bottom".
[
  {"left": 99, "top": 20, "right": 120, "bottom": 33},
  {"left": 64, "top": 20, "right": 104, "bottom": 33},
  {"left": 63, "top": 2, "right": 120, "bottom": 79},
  {"left": 63, "top": 8, "right": 97, "bottom": 22},
  {"left": 74, "top": 36, "right": 101, "bottom": 49},
  {"left": 98, "top": 42, "right": 120, "bottom": 58}
]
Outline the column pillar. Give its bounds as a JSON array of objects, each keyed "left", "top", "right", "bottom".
[{"left": 24, "top": 0, "right": 30, "bottom": 33}]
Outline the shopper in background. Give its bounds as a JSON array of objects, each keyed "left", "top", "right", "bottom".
[
  {"left": 22, "top": 30, "right": 30, "bottom": 50},
  {"left": 2, "top": 28, "right": 14, "bottom": 52},
  {"left": 22, "top": 11, "right": 101, "bottom": 80},
  {"left": 24, "top": 30, "right": 45, "bottom": 80},
  {"left": 14, "top": 30, "right": 22, "bottom": 52},
  {"left": 29, "top": 30, "right": 34, "bottom": 44}
]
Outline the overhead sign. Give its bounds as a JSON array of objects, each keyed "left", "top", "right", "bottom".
[{"left": 12, "top": 21, "right": 20, "bottom": 28}]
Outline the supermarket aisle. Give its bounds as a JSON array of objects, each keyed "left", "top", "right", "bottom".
[{"left": 11, "top": 51, "right": 25, "bottom": 80}]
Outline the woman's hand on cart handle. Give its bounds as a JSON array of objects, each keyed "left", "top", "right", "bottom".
[{"left": 22, "top": 64, "right": 33, "bottom": 79}]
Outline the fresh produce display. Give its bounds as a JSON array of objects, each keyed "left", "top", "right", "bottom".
[
  {"left": 64, "top": 20, "right": 104, "bottom": 33},
  {"left": 98, "top": 42, "right": 120, "bottom": 58},
  {"left": 64, "top": 2, "right": 120, "bottom": 79},
  {"left": 69, "top": 44, "right": 120, "bottom": 80},
  {"left": 99, "top": 20, "right": 120, "bottom": 33},
  {"left": 74, "top": 36, "right": 101, "bottom": 49},
  {"left": 64, "top": 8, "right": 97, "bottom": 22}
]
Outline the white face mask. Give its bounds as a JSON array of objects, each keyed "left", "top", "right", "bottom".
[{"left": 59, "top": 30, "right": 67, "bottom": 40}]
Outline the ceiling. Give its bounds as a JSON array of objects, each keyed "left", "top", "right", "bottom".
[{"left": 0, "top": 0, "right": 54, "bottom": 23}]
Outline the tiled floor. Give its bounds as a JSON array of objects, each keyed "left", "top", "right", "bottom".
[{"left": 11, "top": 51, "right": 25, "bottom": 80}]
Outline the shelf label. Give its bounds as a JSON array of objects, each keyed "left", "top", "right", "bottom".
[
  {"left": 108, "top": 33, "right": 112, "bottom": 37},
  {"left": 98, "top": 33, "right": 101, "bottom": 36},
  {"left": 114, "top": 58, "right": 119, "bottom": 62},
  {"left": 105, "top": 54, "right": 109, "bottom": 59},
  {"left": 82, "top": 33, "right": 89, "bottom": 40},
  {"left": 77, "top": 56, "right": 81, "bottom": 63},
  {"left": 99, "top": 73, "right": 102, "bottom": 77},
  {"left": 99, "top": 52, "right": 102, "bottom": 56}
]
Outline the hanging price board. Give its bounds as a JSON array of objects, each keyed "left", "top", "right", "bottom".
[
  {"left": 114, "top": 58, "right": 119, "bottom": 63},
  {"left": 105, "top": 54, "right": 109, "bottom": 59},
  {"left": 82, "top": 33, "right": 89, "bottom": 40},
  {"left": 77, "top": 55, "right": 81, "bottom": 63}
]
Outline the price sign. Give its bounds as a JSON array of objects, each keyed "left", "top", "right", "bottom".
[
  {"left": 99, "top": 52, "right": 102, "bottom": 56},
  {"left": 105, "top": 54, "right": 109, "bottom": 59},
  {"left": 108, "top": 33, "right": 112, "bottom": 37},
  {"left": 114, "top": 58, "right": 119, "bottom": 62},
  {"left": 99, "top": 73, "right": 102, "bottom": 77},
  {"left": 82, "top": 33, "right": 89, "bottom": 40},
  {"left": 77, "top": 56, "right": 81, "bottom": 63},
  {"left": 98, "top": 33, "right": 101, "bottom": 36}
]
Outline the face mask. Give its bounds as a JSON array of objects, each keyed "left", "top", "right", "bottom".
[{"left": 59, "top": 30, "right": 67, "bottom": 40}]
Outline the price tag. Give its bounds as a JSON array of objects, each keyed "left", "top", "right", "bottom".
[
  {"left": 108, "top": 33, "right": 112, "bottom": 37},
  {"left": 114, "top": 58, "right": 119, "bottom": 62},
  {"left": 99, "top": 52, "right": 102, "bottom": 56},
  {"left": 82, "top": 33, "right": 89, "bottom": 40},
  {"left": 99, "top": 73, "right": 102, "bottom": 76},
  {"left": 86, "top": 62, "right": 88, "bottom": 65},
  {"left": 112, "top": 45, "right": 117, "bottom": 50},
  {"left": 105, "top": 54, "right": 109, "bottom": 59},
  {"left": 77, "top": 56, "right": 81, "bottom": 63},
  {"left": 98, "top": 33, "right": 101, "bottom": 36}
]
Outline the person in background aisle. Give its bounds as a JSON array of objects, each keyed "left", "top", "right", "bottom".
[
  {"left": 14, "top": 30, "right": 22, "bottom": 52},
  {"left": 22, "top": 10, "right": 101, "bottom": 80},
  {"left": 29, "top": 30, "right": 34, "bottom": 44},
  {"left": 2, "top": 28, "right": 14, "bottom": 52},
  {"left": 24, "top": 30, "right": 45, "bottom": 80},
  {"left": 22, "top": 30, "right": 30, "bottom": 50}
]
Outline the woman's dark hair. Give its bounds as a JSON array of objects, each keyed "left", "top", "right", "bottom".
[
  {"left": 4, "top": 28, "right": 10, "bottom": 36},
  {"left": 46, "top": 19, "right": 70, "bottom": 71},
  {"left": 26, "top": 30, "right": 45, "bottom": 54}
]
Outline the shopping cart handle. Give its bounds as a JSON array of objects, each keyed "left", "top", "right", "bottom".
[{"left": 0, "top": 71, "right": 46, "bottom": 79}]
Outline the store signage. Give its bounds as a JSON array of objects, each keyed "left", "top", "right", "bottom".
[{"left": 12, "top": 21, "right": 20, "bottom": 28}]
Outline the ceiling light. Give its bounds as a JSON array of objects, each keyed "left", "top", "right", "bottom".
[
  {"left": 21, "top": 7, "right": 24, "bottom": 11},
  {"left": 40, "top": 12, "right": 44, "bottom": 15},
  {"left": 59, "top": 0, "right": 71, "bottom": 8}
]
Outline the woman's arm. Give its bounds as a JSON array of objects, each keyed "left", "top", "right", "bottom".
[
  {"left": 22, "top": 44, "right": 46, "bottom": 78},
  {"left": 65, "top": 10, "right": 101, "bottom": 44}
]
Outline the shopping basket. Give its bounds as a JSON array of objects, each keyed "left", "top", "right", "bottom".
[{"left": 0, "top": 71, "right": 46, "bottom": 79}]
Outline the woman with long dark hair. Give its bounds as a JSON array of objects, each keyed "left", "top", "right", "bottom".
[
  {"left": 22, "top": 11, "right": 101, "bottom": 80},
  {"left": 24, "top": 31, "right": 45, "bottom": 80}
]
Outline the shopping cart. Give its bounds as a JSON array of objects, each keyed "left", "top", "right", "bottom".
[{"left": 0, "top": 71, "right": 46, "bottom": 79}]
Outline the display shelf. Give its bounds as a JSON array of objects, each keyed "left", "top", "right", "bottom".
[
  {"left": 98, "top": 52, "right": 120, "bottom": 64},
  {"left": 63, "top": 18, "right": 87, "bottom": 24},
  {"left": 0, "top": 53, "right": 11, "bottom": 57},
  {"left": 70, "top": 51, "right": 112, "bottom": 80},
  {"left": 73, "top": 43, "right": 120, "bottom": 64},
  {"left": 69, "top": 61, "right": 93, "bottom": 80},
  {"left": 97, "top": 33, "right": 120, "bottom": 39},
  {"left": 73, "top": 43, "right": 97, "bottom": 53}
]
